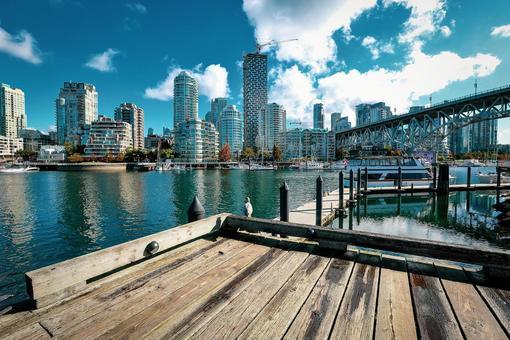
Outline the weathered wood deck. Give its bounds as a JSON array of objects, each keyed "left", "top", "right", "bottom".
[{"left": 1, "top": 226, "right": 509, "bottom": 339}]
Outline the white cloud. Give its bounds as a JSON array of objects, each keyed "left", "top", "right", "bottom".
[
  {"left": 126, "top": 2, "right": 147, "bottom": 14},
  {"left": 361, "top": 36, "right": 394, "bottom": 60},
  {"left": 144, "top": 64, "right": 230, "bottom": 101},
  {"left": 0, "top": 26, "right": 42, "bottom": 64},
  {"left": 491, "top": 24, "right": 510, "bottom": 38},
  {"left": 317, "top": 46, "right": 501, "bottom": 125},
  {"left": 384, "top": 0, "right": 447, "bottom": 43},
  {"left": 242, "top": 0, "right": 378, "bottom": 73},
  {"left": 269, "top": 65, "right": 318, "bottom": 126},
  {"left": 84, "top": 48, "right": 119, "bottom": 72},
  {"left": 440, "top": 25, "right": 451, "bottom": 37}
]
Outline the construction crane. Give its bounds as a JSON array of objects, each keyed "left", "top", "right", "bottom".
[{"left": 255, "top": 38, "right": 298, "bottom": 53}]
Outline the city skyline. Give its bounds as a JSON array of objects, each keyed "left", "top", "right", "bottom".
[{"left": 1, "top": 1, "right": 510, "bottom": 143}]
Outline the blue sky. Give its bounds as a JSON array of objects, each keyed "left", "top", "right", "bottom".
[{"left": 1, "top": 0, "right": 510, "bottom": 143}]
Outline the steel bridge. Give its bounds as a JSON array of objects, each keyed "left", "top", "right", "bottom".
[{"left": 336, "top": 84, "right": 510, "bottom": 152}]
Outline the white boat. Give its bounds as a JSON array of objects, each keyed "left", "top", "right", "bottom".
[
  {"left": 0, "top": 165, "right": 39, "bottom": 173},
  {"left": 478, "top": 172, "right": 510, "bottom": 184},
  {"left": 228, "top": 163, "right": 250, "bottom": 170},
  {"left": 344, "top": 156, "right": 432, "bottom": 188},
  {"left": 250, "top": 163, "right": 276, "bottom": 170},
  {"left": 303, "top": 161, "right": 325, "bottom": 170},
  {"left": 329, "top": 161, "right": 346, "bottom": 170},
  {"left": 461, "top": 159, "right": 484, "bottom": 167}
]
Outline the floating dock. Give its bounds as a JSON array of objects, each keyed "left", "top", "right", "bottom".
[{"left": 1, "top": 213, "right": 509, "bottom": 339}]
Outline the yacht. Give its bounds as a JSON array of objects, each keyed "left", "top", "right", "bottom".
[
  {"left": 478, "top": 172, "right": 510, "bottom": 184},
  {"left": 343, "top": 156, "right": 432, "bottom": 188},
  {"left": 0, "top": 165, "right": 39, "bottom": 173},
  {"left": 461, "top": 159, "right": 484, "bottom": 167},
  {"left": 250, "top": 163, "right": 276, "bottom": 171},
  {"left": 228, "top": 163, "right": 250, "bottom": 170},
  {"left": 303, "top": 161, "right": 326, "bottom": 170}
]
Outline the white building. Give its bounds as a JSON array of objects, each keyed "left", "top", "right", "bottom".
[
  {"left": 84, "top": 116, "right": 132, "bottom": 157},
  {"left": 174, "top": 120, "right": 219, "bottom": 162},
  {"left": 279, "top": 128, "right": 335, "bottom": 161},
  {"left": 0, "top": 83, "right": 26, "bottom": 138},
  {"left": 173, "top": 71, "right": 198, "bottom": 129},
  {"left": 0, "top": 136, "right": 23, "bottom": 157},
  {"left": 218, "top": 105, "right": 243, "bottom": 156},
  {"left": 56, "top": 82, "right": 98, "bottom": 145},
  {"left": 19, "top": 128, "right": 53, "bottom": 152},
  {"left": 115, "top": 102, "right": 144, "bottom": 150},
  {"left": 37, "top": 145, "right": 66, "bottom": 162},
  {"left": 258, "top": 102, "right": 286, "bottom": 152}
]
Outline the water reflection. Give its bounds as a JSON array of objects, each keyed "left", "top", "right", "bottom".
[{"left": 333, "top": 191, "right": 509, "bottom": 250}]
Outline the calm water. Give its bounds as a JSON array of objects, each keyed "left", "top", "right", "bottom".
[
  {"left": 0, "top": 167, "right": 507, "bottom": 307},
  {"left": 0, "top": 169, "right": 339, "bottom": 307}
]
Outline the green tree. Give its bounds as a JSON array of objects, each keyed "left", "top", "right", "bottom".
[
  {"left": 68, "top": 153, "right": 83, "bottom": 163},
  {"left": 272, "top": 145, "right": 282, "bottom": 162},
  {"left": 64, "top": 142, "right": 75, "bottom": 156},
  {"left": 160, "top": 148, "right": 174, "bottom": 160},
  {"left": 219, "top": 144, "right": 232, "bottom": 162},
  {"left": 241, "top": 147, "right": 255, "bottom": 160}
]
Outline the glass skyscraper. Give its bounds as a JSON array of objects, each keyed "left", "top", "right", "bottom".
[
  {"left": 218, "top": 105, "right": 243, "bottom": 156},
  {"left": 56, "top": 82, "right": 98, "bottom": 145},
  {"left": 313, "top": 103, "right": 324, "bottom": 129},
  {"left": 173, "top": 71, "right": 198, "bottom": 129},
  {"left": 211, "top": 97, "right": 228, "bottom": 126},
  {"left": 259, "top": 102, "right": 286, "bottom": 152},
  {"left": 243, "top": 53, "right": 268, "bottom": 149}
]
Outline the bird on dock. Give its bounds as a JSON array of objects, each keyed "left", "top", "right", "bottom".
[{"left": 243, "top": 197, "right": 253, "bottom": 217}]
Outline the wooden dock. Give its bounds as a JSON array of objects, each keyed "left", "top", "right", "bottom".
[{"left": 1, "top": 214, "right": 509, "bottom": 339}]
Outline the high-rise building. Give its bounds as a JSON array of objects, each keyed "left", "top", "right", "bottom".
[
  {"left": 115, "top": 103, "right": 144, "bottom": 149},
  {"left": 0, "top": 83, "right": 26, "bottom": 138},
  {"left": 211, "top": 98, "right": 228, "bottom": 126},
  {"left": 259, "top": 102, "right": 286, "bottom": 152},
  {"left": 56, "top": 82, "right": 98, "bottom": 145},
  {"left": 174, "top": 120, "right": 219, "bottom": 162},
  {"left": 84, "top": 115, "right": 132, "bottom": 157},
  {"left": 243, "top": 53, "right": 268, "bottom": 149},
  {"left": 470, "top": 120, "right": 498, "bottom": 152},
  {"left": 162, "top": 126, "right": 172, "bottom": 137},
  {"left": 218, "top": 105, "right": 243, "bottom": 156},
  {"left": 279, "top": 128, "right": 335, "bottom": 161},
  {"left": 355, "top": 102, "right": 392, "bottom": 126},
  {"left": 331, "top": 113, "right": 351, "bottom": 132},
  {"left": 0, "top": 135, "right": 23, "bottom": 157},
  {"left": 313, "top": 103, "right": 324, "bottom": 129},
  {"left": 147, "top": 127, "right": 154, "bottom": 136},
  {"left": 173, "top": 71, "right": 198, "bottom": 129}
]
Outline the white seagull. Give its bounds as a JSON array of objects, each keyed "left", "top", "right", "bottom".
[{"left": 243, "top": 197, "right": 253, "bottom": 217}]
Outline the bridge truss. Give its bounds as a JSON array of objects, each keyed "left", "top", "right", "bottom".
[{"left": 336, "top": 85, "right": 510, "bottom": 153}]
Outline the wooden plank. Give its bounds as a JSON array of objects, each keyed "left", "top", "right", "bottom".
[
  {"left": 2, "top": 323, "right": 50, "bottom": 340},
  {"left": 145, "top": 244, "right": 290, "bottom": 339},
  {"left": 330, "top": 253, "right": 380, "bottom": 340},
  {"left": 0, "top": 237, "right": 218, "bottom": 338},
  {"left": 238, "top": 252, "right": 331, "bottom": 339},
  {"left": 408, "top": 261, "right": 463, "bottom": 339},
  {"left": 26, "top": 213, "right": 229, "bottom": 308},
  {"left": 41, "top": 237, "right": 251, "bottom": 337},
  {"left": 467, "top": 270, "right": 510, "bottom": 335},
  {"left": 84, "top": 243, "right": 270, "bottom": 339},
  {"left": 375, "top": 256, "right": 417, "bottom": 340},
  {"left": 436, "top": 266, "right": 507, "bottom": 339},
  {"left": 193, "top": 248, "right": 310, "bottom": 339},
  {"left": 225, "top": 215, "right": 510, "bottom": 273},
  {"left": 283, "top": 252, "right": 356, "bottom": 340}
]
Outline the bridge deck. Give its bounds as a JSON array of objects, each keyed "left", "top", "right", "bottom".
[{"left": 1, "top": 232, "right": 509, "bottom": 339}]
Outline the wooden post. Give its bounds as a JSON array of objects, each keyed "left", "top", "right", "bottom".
[
  {"left": 339, "top": 171, "right": 344, "bottom": 210},
  {"left": 433, "top": 166, "right": 437, "bottom": 189},
  {"left": 437, "top": 163, "right": 450, "bottom": 194},
  {"left": 349, "top": 170, "right": 354, "bottom": 202},
  {"left": 187, "top": 196, "right": 205, "bottom": 222},
  {"left": 364, "top": 166, "right": 368, "bottom": 191},
  {"left": 467, "top": 166, "right": 471, "bottom": 188},
  {"left": 356, "top": 168, "right": 361, "bottom": 197},
  {"left": 279, "top": 182, "right": 289, "bottom": 222},
  {"left": 316, "top": 176, "right": 323, "bottom": 226},
  {"left": 497, "top": 167, "right": 501, "bottom": 188},
  {"left": 397, "top": 166, "right": 402, "bottom": 190}
]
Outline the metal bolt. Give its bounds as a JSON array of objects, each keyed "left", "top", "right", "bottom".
[{"left": 145, "top": 241, "right": 159, "bottom": 255}]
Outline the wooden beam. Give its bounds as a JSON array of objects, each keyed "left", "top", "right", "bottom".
[
  {"left": 224, "top": 215, "right": 510, "bottom": 274},
  {"left": 26, "top": 213, "right": 229, "bottom": 309}
]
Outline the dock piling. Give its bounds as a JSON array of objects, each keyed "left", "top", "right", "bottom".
[
  {"left": 397, "top": 166, "right": 402, "bottom": 190},
  {"left": 437, "top": 164, "right": 450, "bottom": 194},
  {"left": 316, "top": 176, "right": 323, "bottom": 226},
  {"left": 279, "top": 182, "right": 289, "bottom": 222},
  {"left": 339, "top": 172, "right": 344, "bottom": 210},
  {"left": 433, "top": 166, "right": 437, "bottom": 189},
  {"left": 364, "top": 167, "right": 368, "bottom": 192},
  {"left": 348, "top": 170, "right": 354, "bottom": 205},
  {"left": 497, "top": 167, "right": 501, "bottom": 188},
  {"left": 467, "top": 166, "right": 471, "bottom": 188},
  {"left": 187, "top": 196, "right": 205, "bottom": 222},
  {"left": 356, "top": 168, "right": 361, "bottom": 197}
]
